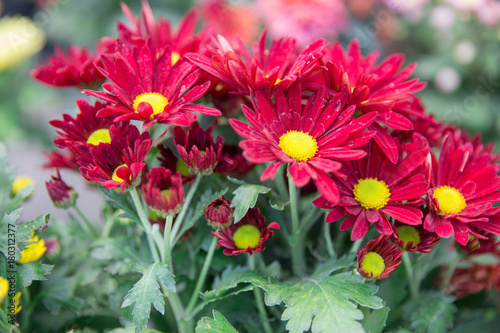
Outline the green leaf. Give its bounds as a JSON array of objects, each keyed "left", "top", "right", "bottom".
[
  {"left": 196, "top": 310, "right": 239, "bottom": 333},
  {"left": 0, "top": 143, "right": 16, "bottom": 218},
  {"left": 122, "top": 263, "right": 176, "bottom": 333},
  {"left": 361, "top": 306, "right": 390, "bottom": 333},
  {"left": 410, "top": 294, "right": 455, "bottom": 333},
  {"left": 99, "top": 187, "right": 140, "bottom": 223},
  {"left": 16, "top": 261, "right": 53, "bottom": 289},
  {"left": 231, "top": 184, "right": 271, "bottom": 222},
  {"left": 264, "top": 272, "right": 383, "bottom": 333}
]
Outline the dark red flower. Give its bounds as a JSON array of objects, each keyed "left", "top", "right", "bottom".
[
  {"left": 424, "top": 134, "right": 500, "bottom": 245},
  {"left": 45, "top": 171, "right": 78, "bottom": 209},
  {"left": 77, "top": 125, "right": 152, "bottom": 193},
  {"left": 357, "top": 235, "right": 402, "bottom": 279},
  {"left": 214, "top": 145, "right": 254, "bottom": 178},
  {"left": 312, "top": 135, "right": 430, "bottom": 240},
  {"left": 313, "top": 40, "right": 427, "bottom": 163},
  {"left": 83, "top": 40, "right": 221, "bottom": 128},
  {"left": 212, "top": 207, "right": 279, "bottom": 256},
  {"left": 173, "top": 122, "right": 224, "bottom": 175},
  {"left": 43, "top": 150, "right": 79, "bottom": 171},
  {"left": 157, "top": 145, "right": 194, "bottom": 184},
  {"left": 390, "top": 222, "right": 440, "bottom": 253},
  {"left": 30, "top": 45, "right": 105, "bottom": 88},
  {"left": 142, "top": 168, "right": 184, "bottom": 217},
  {"left": 229, "top": 82, "right": 377, "bottom": 204},
  {"left": 204, "top": 195, "right": 233, "bottom": 229},
  {"left": 445, "top": 262, "right": 500, "bottom": 298},
  {"left": 458, "top": 231, "right": 500, "bottom": 256}
]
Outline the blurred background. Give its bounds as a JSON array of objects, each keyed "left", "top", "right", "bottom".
[{"left": 1, "top": 0, "right": 499, "bottom": 222}]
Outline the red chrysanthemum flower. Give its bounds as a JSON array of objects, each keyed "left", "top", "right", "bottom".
[
  {"left": 214, "top": 145, "right": 255, "bottom": 178},
  {"left": 424, "top": 134, "right": 500, "bottom": 245},
  {"left": 357, "top": 235, "right": 403, "bottom": 279},
  {"left": 142, "top": 167, "right": 184, "bottom": 217},
  {"left": 212, "top": 207, "right": 280, "bottom": 256},
  {"left": 78, "top": 125, "right": 152, "bottom": 192},
  {"left": 83, "top": 40, "right": 221, "bottom": 128},
  {"left": 445, "top": 262, "right": 500, "bottom": 298},
  {"left": 157, "top": 145, "right": 193, "bottom": 184},
  {"left": 30, "top": 45, "right": 105, "bottom": 88},
  {"left": 45, "top": 171, "right": 78, "bottom": 209},
  {"left": 204, "top": 195, "right": 233, "bottom": 229},
  {"left": 185, "top": 31, "right": 326, "bottom": 95},
  {"left": 458, "top": 231, "right": 500, "bottom": 256},
  {"left": 313, "top": 40, "right": 427, "bottom": 163},
  {"left": 173, "top": 122, "right": 224, "bottom": 175},
  {"left": 229, "top": 83, "right": 377, "bottom": 204},
  {"left": 43, "top": 150, "right": 79, "bottom": 170},
  {"left": 312, "top": 135, "right": 430, "bottom": 239},
  {"left": 390, "top": 222, "right": 440, "bottom": 253}
]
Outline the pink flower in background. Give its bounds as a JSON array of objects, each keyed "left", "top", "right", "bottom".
[{"left": 254, "top": 0, "right": 348, "bottom": 47}]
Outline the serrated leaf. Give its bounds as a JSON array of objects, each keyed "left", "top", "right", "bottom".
[
  {"left": 410, "top": 294, "right": 455, "bottom": 333},
  {"left": 264, "top": 272, "right": 383, "bottom": 333},
  {"left": 361, "top": 306, "right": 390, "bottom": 333},
  {"left": 231, "top": 184, "right": 271, "bottom": 222},
  {"left": 196, "top": 310, "right": 239, "bottom": 333},
  {"left": 122, "top": 263, "right": 176, "bottom": 333},
  {"left": 99, "top": 187, "right": 140, "bottom": 223},
  {"left": 16, "top": 261, "right": 53, "bottom": 289},
  {"left": 313, "top": 254, "right": 356, "bottom": 279}
]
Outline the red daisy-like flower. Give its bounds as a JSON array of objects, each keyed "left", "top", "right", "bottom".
[
  {"left": 185, "top": 31, "right": 326, "bottom": 95},
  {"left": 83, "top": 40, "right": 221, "bottom": 128},
  {"left": 314, "top": 39, "right": 427, "bottom": 163},
  {"left": 30, "top": 45, "right": 105, "bottom": 88},
  {"left": 214, "top": 145, "right": 255, "bottom": 178},
  {"left": 43, "top": 150, "right": 79, "bottom": 170},
  {"left": 312, "top": 135, "right": 430, "bottom": 239},
  {"left": 357, "top": 235, "right": 403, "bottom": 279},
  {"left": 424, "top": 134, "right": 500, "bottom": 245},
  {"left": 390, "top": 222, "right": 440, "bottom": 253},
  {"left": 229, "top": 82, "right": 377, "bottom": 204},
  {"left": 173, "top": 122, "right": 224, "bottom": 175},
  {"left": 458, "top": 231, "right": 500, "bottom": 256},
  {"left": 204, "top": 195, "right": 234, "bottom": 229},
  {"left": 211, "top": 207, "right": 279, "bottom": 256},
  {"left": 142, "top": 167, "right": 184, "bottom": 217},
  {"left": 78, "top": 125, "right": 152, "bottom": 193},
  {"left": 50, "top": 99, "right": 127, "bottom": 153},
  {"left": 45, "top": 171, "right": 78, "bottom": 209},
  {"left": 157, "top": 145, "right": 193, "bottom": 184},
  {"left": 445, "top": 262, "right": 500, "bottom": 298}
]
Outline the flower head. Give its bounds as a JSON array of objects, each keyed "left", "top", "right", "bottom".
[
  {"left": 174, "top": 122, "right": 224, "bottom": 175},
  {"left": 78, "top": 125, "right": 152, "bottom": 193},
  {"left": 12, "top": 176, "right": 34, "bottom": 196},
  {"left": 313, "top": 135, "right": 430, "bottom": 240},
  {"left": 214, "top": 145, "right": 255, "bottom": 178},
  {"left": 30, "top": 45, "right": 105, "bottom": 88},
  {"left": 212, "top": 207, "right": 279, "bottom": 256},
  {"left": 18, "top": 235, "right": 46, "bottom": 265},
  {"left": 391, "top": 222, "right": 440, "bottom": 253},
  {"left": 157, "top": 145, "right": 193, "bottom": 184},
  {"left": 45, "top": 171, "right": 78, "bottom": 209},
  {"left": 142, "top": 168, "right": 184, "bottom": 217},
  {"left": 230, "top": 82, "right": 377, "bottom": 204},
  {"left": 458, "top": 231, "right": 500, "bottom": 256},
  {"left": 43, "top": 150, "right": 79, "bottom": 171},
  {"left": 204, "top": 195, "right": 233, "bottom": 229},
  {"left": 0, "top": 277, "right": 8, "bottom": 302},
  {"left": 445, "top": 262, "right": 500, "bottom": 298},
  {"left": 357, "top": 235, "right": 402, "bottom": 279},
  {"left": 424, "top": 134, "right": 500, "bottom": 245}
]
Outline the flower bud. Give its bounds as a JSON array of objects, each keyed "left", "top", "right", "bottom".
[
  {"left": 204, "top": 196, "right": 233, "bottom": 229},
  {"left": 45, "top": 172, "right": 78, "bottom": 209}
]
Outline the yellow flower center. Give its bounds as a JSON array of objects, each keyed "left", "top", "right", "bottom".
[
  {"left": 233, "top": 225, "right": 262, "bottom": 250},
  {"left": 397, "top": 226, "right": 421, "bottom": 249},
  {"left": 433, "top": 186, "right": 466, "bottom": 215},
  {"left": 0, "top": 277, "right": 8, "bottom": 302},
  {"left": 87, "top": 128, "right": 111, "bottom": 146},
  {"left": 11, "top": 176, "right": 34, "bottom": 195},
  {"left": 274, "top": 77, "right": 281, "bottom": 85},
  {"left": 18, "top": 235, "right": 46, "bottom": 265},
  {"left": 353, "top": 178, "right": 391, "bottom": 210},
  {"left": 360, "top": 252, "right": 386, "bottom": 278},
  {"left": 278, "top": 131, "right": 318, "bottom": 162},
  {"left": 111, "top": 164, "right": 130, "bottom": 183},
  {"left": 171, "top": 51, "right": 181, "bottom": 66},
  {"left": 132, "top": 92, "right": 168, "bottom": 119}
]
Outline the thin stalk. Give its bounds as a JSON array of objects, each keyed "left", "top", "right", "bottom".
[
  {"left": 170, "top": 174, "right": 202, "bottom": 246},
  {"left": 275, "top": 165, "right": 288, "bottom": 201},
  {"left": 287, "top": 171, "right": 303, "bottom": 276},
  {"left": 249, "top": 255, "right": 273, "bottom": 333},
  {"left": 163, "top": 215, "right": 174, "bottom": 266},
  {"left": 130, "top": 188, "right": 161, "bottom": 264},
  {"left": 185, "top": 236, "right": 218, "bottom": 316},
  {"left": 73, "top": 206, "right": 98, "bottom": 237},
  {"left": 349, "top": 238, "right": 364, "bottom": 254},
  {"left": 402, "top": 252, "right": 418, "bottom": 299},
  {"left": 323, "top": 220, "right": 335, "bottom": 257},
  {"left": 101, "top": 216, "right": 115, "bottom": 238},
  {"left": 162, "top": 285, "right": 189, "bottom": 333},
  {"left": 440, "top": 252, "right": 461, "bottom": 291}
]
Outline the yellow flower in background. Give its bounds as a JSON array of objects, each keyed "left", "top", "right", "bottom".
[
  {"left": 13, "top": 291, "right": 21, "bottom": 314},
  {"left": 18, "top": 235, "right": 46, "bottom": 265},
  {"left": 0, "top": 277, "right": 8, "bottom": 301},
  {"left": 11, "top": 176, "right": 34, "bottom": 195},
  {"left": 0, "top": 15, "right": 45, "bottom": 72}
]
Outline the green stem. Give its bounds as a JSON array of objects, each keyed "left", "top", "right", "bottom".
[
  {"left": 170, "top": 174, "right": 202, "bottom": 246},
  {"left": 275, "top": 164, "right": 288, "bottom": 201},
  {"left": 323, "top": 220, "right": 335, "bottom": 257},
  {"left": 249, "top": 255, "right": 273, "bottom": 333},
  {"left": 73, "top": 206, "right": 98, "bottom": 237},
  {"left": 163, "top": 215, "right": 174, "bottom": 266},
  {"left": 287, "top": 171, "right": 303, "bottom": 276},
  {"left": 349, "top": 238, "right": 364, "bottom": 254},
  {"left": 402, "top": 252, "right": 418, "bottom": 299},
  {"left": 162, "top": 285, "right": 188, "bottom": 333},
  {"left": 101, "top": 215, "right": 115, "bottom": 238},
  {"left": 440, "top": 252, "right": 461, "bottom": 291},
  {"left": 185, "top": 236, "right": 218, "bottom": 316},
  {"left": 130, "top": 188, "right": 161, "bottom": 264}
]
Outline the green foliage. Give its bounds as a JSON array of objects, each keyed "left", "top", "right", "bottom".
[
  {"left": 409, "top": 293, "right": 455, "bottom": 333},
  {"left": 361, "top": 306, "right": 390, "bottom": 333},
  {"left": 99, "top": 187, "right": 141, "bottom": 223},
  {"left": 16, "top": 261, "right": 53, "bottom": 289},
  {"left": 230, "top": 184, "right": 271, "bottom": 222},
  {"left": 121, "top": 263, "right": 176, "bottom": 333},
  {"left": 195, "top": 310, "right": 239, "bottom": 333}
]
